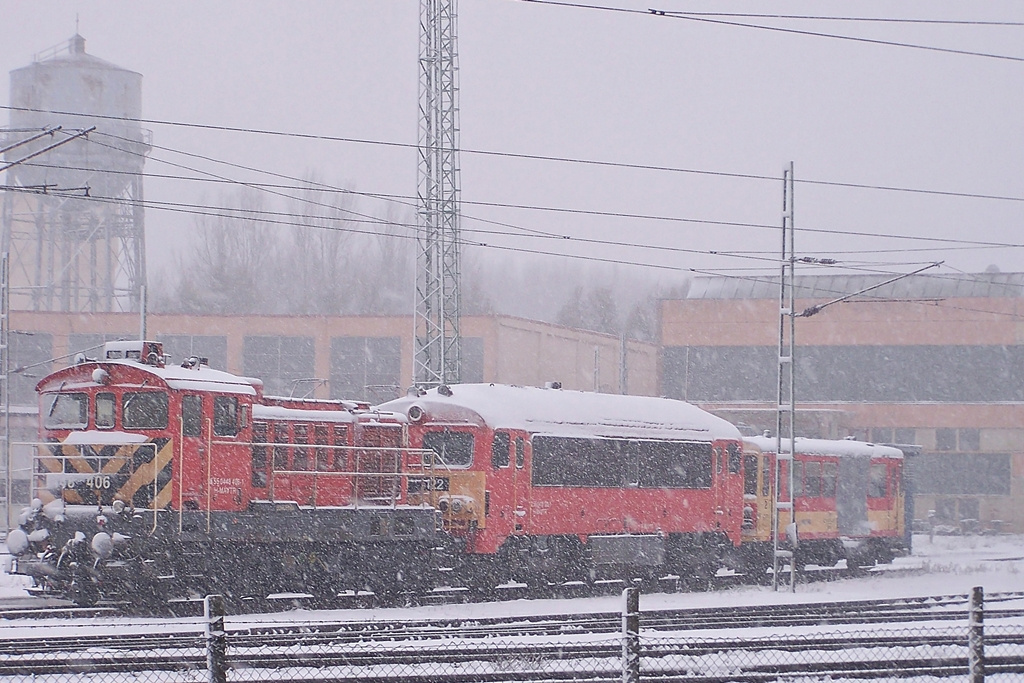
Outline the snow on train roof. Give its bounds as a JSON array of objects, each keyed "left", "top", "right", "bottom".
[
  {"left": 744, "top": 435, "right": 904, "bottom": 459},
  {"left": 379, "top": 384, "right": 741, "bottom": 442},
  {"left": 39, "top": 360, "right": 259, "bottom": 396}
]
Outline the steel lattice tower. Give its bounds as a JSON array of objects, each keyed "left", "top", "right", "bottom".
[{"left": 415, "top": 0, "right": 461, "bottom": 388}]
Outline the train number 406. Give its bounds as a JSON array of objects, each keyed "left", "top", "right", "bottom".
[{"left": 64, "top": 476, "right": 112, "bottom": 490}]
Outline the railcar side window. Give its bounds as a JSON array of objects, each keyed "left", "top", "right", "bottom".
[
  {"left": 868, "top": 463, "right": 888, "bottom": 498},
  {"left": 122, "top": 392, "right": 169, "bottom": 430},
  {"left": 273, "top": 424, "right": 289, "bottom": 469},
  {"left": 332, "top": 425, "right": 349, "bottom": 471},
  {"left": 637, "top": 441, "right": 712, "bottom": 489},
  {"left": 804, "top": 460, "right": 822, "bottom": 497},
  {"left": 182, "top": 395, "right": 202, "bottom": 437},
  {"left": 531, "top": 436, "right": 712, "bottom": 489},
  {"left": 213, "top": 396, "right": 240, "bottom": 437},
  {"left": 491, "top": 431, "right": 511, "bottom": 469},
  {"left": 251, "top": 422, "right": 268, "bottom": 487},
  {"left": 743, "top": 454, "right": 758, "bottom": 496},
  {"left": 422, "top": 430, "right": 475, "bottom": 468},
  {"left": 314, "top": 425, "right": 329, "bottom": 471},
  {"left": 822, "top": 461, "right": 838, "bottom": 497},
  {"left": 761, "top": 457, "right": 772, "bottom": 496},
  {"left": 43, "top": 392, "right": 88, "bottom": 429},
  {"left": 95, "top": 393, "right": 115, "bottom": 429},
  {"left": 293, "top": 424, "right": 309, "bottom": 471}
]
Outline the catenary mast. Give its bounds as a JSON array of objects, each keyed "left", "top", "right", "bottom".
[{"left": 415, "top": 0, "right": 462, "bottom": 388}]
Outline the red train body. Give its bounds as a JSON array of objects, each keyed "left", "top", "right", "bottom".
[{"left": 4, "top": 340, "right": 907, "bottom": 606}]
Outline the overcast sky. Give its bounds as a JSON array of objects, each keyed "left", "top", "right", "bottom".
[{"left": 2, "top": 0, "right": 1022, "bottom": 290}]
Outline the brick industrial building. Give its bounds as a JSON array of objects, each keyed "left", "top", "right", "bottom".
[{"left": 659, "top": 272, "right": 1024, "bottom": 533}]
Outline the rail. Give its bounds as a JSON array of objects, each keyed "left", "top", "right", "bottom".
[{"left": 0, "top": 588, "right": 1020, "bottom": 681}]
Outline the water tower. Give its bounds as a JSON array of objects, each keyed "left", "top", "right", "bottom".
[{"left": 2, "top": 34, "right": 149, "bottom": 312}]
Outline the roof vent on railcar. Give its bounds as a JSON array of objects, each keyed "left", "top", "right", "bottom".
[{"left": 544, "top": 381, "right": 562, "bottom": 389}]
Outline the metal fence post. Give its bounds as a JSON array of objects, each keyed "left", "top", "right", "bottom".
[
  {"left": 622, "top": 586, "right": 640, "bottom": 683},
  {"left": 968, "top": 585, "right": 984, "bottom": 683},
  {"left": 205, "top": 594, "right": 227, "bottom": 683}
]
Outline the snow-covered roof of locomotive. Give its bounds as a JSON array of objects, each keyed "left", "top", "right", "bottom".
[
  {"left": 378, "top": 384, "right": 741, "bottom": 442},
  {"left": 37, "top": 359, "right": 259, "bottom": 396},
  {"left": 743, "top": 436, "right": 904, "bottom": 459},
  {"left": 254, "top": 404, "right": 356, "bottom": 423}
]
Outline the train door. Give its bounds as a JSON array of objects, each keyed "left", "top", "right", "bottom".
[
  {"left": 178, "top": 393, "right": 207, "bottom": 510},
  {"left": 207, "top": 394, "right": 245, "bottom": 510},
  {"left": 512, "top": 435, "right": 529, "bottom": 534},
  {"left": 722, "top": 442, "right": 744, "bottom": 538}
]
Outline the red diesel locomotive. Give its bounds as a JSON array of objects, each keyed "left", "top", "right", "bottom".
[{"left": 6, "top": 341, "right": 440, "bottom": 606}]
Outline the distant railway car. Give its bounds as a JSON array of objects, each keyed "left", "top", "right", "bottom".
[
  {"left": 737, "top": 436, "right": 906, "bottom": 574},
  {"left": 5, "top": 341, "right": 439, "bottom": 606},
  {"left": 377, "top": 383, "right": 745, "bottom": 590}
]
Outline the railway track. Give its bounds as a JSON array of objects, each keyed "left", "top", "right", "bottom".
[
  {"left": 2, "top": 591, "right": 1021, "bottom": 655},
  {"left": 1, "top": 627, "right": 1022, "bottom": 680}
]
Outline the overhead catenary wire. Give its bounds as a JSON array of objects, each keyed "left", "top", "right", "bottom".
[
  {"left": 2, "top": 103, "right": 1022, "bottom": 205},
  {"left": 517, "top": 0, "right": 1024, "bottom": 63},
  {"left": 24, "top": 132, "right": 1024, "bottom": 257}
]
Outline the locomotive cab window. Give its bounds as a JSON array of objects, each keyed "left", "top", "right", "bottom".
[
  {"left": 491, "top": 431, "right": 511, "bottom": 469},
  {"left": 727, "top": 443, "right": 741, "bottom": 474},
  {"left": 213, "top": 396, "right": 240, "bottom": 437},
  {"left": 868, "top": 463, "right": 888, "bottom": 498},
  {"left": 515, "top": 437, "right": 525, "bottom": 469},
  {"left": 43, "top": 392, "right": 88, "bottom": 429},
  {"left": 422, "top": 430, "right": 475, "bottom": 468},
  {"left": 182, "top": 395, "right": 202, "bottom": 437},
  {"left": 95, "top": 393, "right": 115, "bottom": 429},
  {"left": 122, "top": 392, "right": 169, "bottom": 430}
]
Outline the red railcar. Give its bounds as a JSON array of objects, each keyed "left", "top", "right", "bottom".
[
  {"left": 6, "top": 341, "right": 439, "bottom": 606},
  {"left": 737, "top": 436, "right": 906, "bottom": 574},
  {"left": 377, "top": 383, "right": 745, "bottom": 589}
]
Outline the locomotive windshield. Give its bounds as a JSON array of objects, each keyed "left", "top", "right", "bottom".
[
  {"left": 422, "top": 430, "right": 474, "bottom": 467},
  {"left": 122, "top": 391, "right": 169, "bottom": 429},
  {"left": 42, "top": 392, "right": 89, "bottom": 429}
]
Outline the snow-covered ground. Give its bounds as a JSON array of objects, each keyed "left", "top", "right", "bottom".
[{"left": 1, "top": 533, "right": 1020, "bottom": 629}]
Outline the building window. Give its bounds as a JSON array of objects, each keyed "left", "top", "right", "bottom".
[
  {"left": 9, "top": 332, "right": 53, "bottom": 406},
  {"left": 462, "top": 337, "right": 485, "bottom": 383},
  {"left": 243, "top": 336, "right": 315, "bottom": 397},
  {"left": 908, "top": 453, "right": 1011, "bottom": 496},
  {"left": 870, "top": 427, "right": 893, "bottom": 444},
  {"left": 158, "top": 335, "right": 228, "bottom": 370},
  {"left": 935, "top": 428, "right": 957, "bottom": 452},
  {"left": 958, "top": 428, "right": 980, "bottom": 452},
  {"left": 330, "top": 336, "right": 401, "bottom": 403}
]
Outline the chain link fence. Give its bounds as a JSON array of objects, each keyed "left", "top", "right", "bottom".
[{"left": 1, "top": 587, "right": 1022, "bottom": 682}]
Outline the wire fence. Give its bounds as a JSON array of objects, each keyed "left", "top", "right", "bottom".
[{"left": 1, "top": 586, "right": 1022, "bottom": 682}]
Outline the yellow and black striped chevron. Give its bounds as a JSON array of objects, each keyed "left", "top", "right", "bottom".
[{"left": 39, "top": 438, "right": 173, "bottom": 509}]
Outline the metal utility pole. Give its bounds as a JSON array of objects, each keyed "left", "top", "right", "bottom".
[
  {"left": 773, "top": 162, "right": 797, "bottom": 592},
  {"left": 415, "top": 0, "right": 462, "bottom": 388}
]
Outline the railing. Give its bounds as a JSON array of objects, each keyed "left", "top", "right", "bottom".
[
  {"left": 0, "top": 587, "right": 1019, "bottom": 681},
  {"left": 20, "top": 441, "right": 161, "bottom": 532}
]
